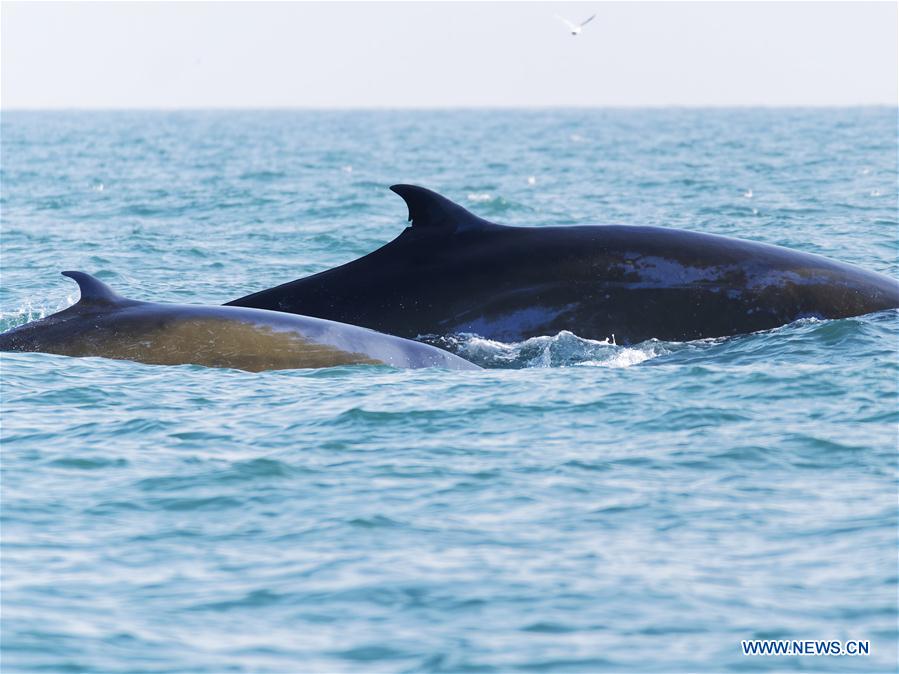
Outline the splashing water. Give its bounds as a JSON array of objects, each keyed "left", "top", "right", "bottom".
[{"left": 426, "top": 331, "right": 672, "bottom": 369}]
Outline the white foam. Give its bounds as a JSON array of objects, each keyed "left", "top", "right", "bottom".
[
  {"left": 579, "top": 347, "right": 658, "bottom": 369},
  {"left": 447, "top": 330, "right": 667, "bottom": 369}
]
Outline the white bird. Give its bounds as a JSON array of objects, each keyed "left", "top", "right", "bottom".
[{"left": 555, "top": 13, "right": 596, "bottom": 36}]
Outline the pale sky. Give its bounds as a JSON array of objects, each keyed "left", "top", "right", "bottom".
[{"left": 1, "top": 1, "right": 896, "bottom": 109}]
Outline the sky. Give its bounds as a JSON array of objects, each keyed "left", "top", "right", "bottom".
[{"left": 1, "top": 1, "right": 896, "bottom": 109}]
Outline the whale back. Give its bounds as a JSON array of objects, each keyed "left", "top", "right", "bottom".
[{"left": 225, "top": 185, "right": 899, "bottom": 343}]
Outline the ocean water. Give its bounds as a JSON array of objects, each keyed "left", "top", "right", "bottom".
[{"left": 1, "top": 109, "right": 897, "bottom": 673}]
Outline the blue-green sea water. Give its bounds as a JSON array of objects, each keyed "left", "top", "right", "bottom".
[{"left": 1, "top": 109, "right": 897, "bottom": 673}]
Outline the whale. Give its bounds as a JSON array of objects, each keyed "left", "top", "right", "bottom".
[
  {"left": 226, "top": 184, "right": 899, "bottom": 344},
  {"left": 0, "top": 272, "right": 480, "bottom": 372}
]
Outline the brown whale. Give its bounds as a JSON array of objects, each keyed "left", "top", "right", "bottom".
[{"left": 0, "top": 272, "right": 480, "bottom": 372}]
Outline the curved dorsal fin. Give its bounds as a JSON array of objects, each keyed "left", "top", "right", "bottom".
[
  {"left": 390, "top": 184, "right": 496, "bottom": 232},
  {"left": 62, "top": 271, "right": 130, "bottom": 305}
]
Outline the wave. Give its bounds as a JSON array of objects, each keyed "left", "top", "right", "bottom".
[{"left": 423, "top": 330, "right": 672, "bottom": 369}]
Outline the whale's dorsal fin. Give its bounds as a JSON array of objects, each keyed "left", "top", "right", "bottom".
[
  {"left": 390, "top": 184, "right": 496, "bottom": 232},
  {"left": 62, "top": 271, "right": 131, "bottom": 306}
]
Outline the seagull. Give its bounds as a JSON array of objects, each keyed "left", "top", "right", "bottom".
[{"left": 555, "top": 13, "right": 596, "bottom": 36}]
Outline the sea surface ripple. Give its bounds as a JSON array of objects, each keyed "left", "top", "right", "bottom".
[{"left": 1, "top": 109, "right": 897, "bottom": 672}]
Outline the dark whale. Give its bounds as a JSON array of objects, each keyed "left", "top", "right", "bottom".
[
  {"left": 227, "top": 185, "right": 899, "bottom": 345},
  {"left": 0, "top": 272, "right": 480, "bottom": 372}
]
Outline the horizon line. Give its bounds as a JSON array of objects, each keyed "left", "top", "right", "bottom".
[{"left": 2, "top": 104, "right": 897, "bottom": 113}]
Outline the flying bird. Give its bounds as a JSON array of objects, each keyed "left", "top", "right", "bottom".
[{"left": 555, "top": 13, "right": 596, "bottom": 36}]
